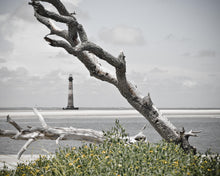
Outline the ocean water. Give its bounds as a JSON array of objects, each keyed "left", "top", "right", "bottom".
[{"left": 0, "top": 111, "right": 219, "bottom": 155}]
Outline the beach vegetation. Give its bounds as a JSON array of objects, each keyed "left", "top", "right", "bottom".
[{"left": 1, "top": 120, "right": 219, "bottom": 176}]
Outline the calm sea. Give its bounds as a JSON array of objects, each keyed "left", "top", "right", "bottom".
[{"left": 0, "top": 108, "right": 219, "bottom": 155}]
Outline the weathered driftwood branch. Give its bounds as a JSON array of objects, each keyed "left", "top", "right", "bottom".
[
  {"left": 17, "top": 135, "right": 40, "bottom": 160},
  {"left": 7, "top": 115, "right": 23, "bottom": 132},
  {"left": 33, "top": 107, "right": 48, "bottom": 128},
  {"left": 26, "top": 0, "right": 201, "bottom": 153},
  {"left": 0, "top": 108, "right": 147, "bottom": 159}
]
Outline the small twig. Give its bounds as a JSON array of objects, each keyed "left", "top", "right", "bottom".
[
  {"left": 191, "top": 130, "right": 202, "bottom": 133},
  {"left": 56, "top": 134, "right": 65, "bottom": 145},
  {"left": 185, "top": 129, "right": 202, "bottom": 137},
  {"left": 141, "top": 123, "right": 148, "bottom": 131}
]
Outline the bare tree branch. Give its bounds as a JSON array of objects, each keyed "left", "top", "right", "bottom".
[
  {"left": 34, "top": 12, "right": 68, "bottom": 40},
  {"left": 26, "top": 0, "right": 202, "bottom": 153},
  {"left": 17, "top": 135, "right": 39, "bottom": 160},
  {"left": 43, "top": 36, "right": 118, "bottom": 85},
  {"left": 76, "top": 41, "right": 122, "bottom": 68},
  {"left": 7, "top": 115, "right": 23, "bottom": 132},
  {"left": 33, "top": 108, "right": 48, "bottom": 128},
  {"left": 29, "top": 1, "right": 73, "bottom": 23},
  {"left": 38, "top": 0, "right": 70, "bottom": 16}
]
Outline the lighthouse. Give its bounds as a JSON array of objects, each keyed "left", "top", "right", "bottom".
[{"left": 64, "top": 74, "right": 78, "bottom": 110}]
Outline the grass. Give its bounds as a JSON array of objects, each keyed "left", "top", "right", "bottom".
[{"left": 1, "top": 120, "right": 219, "bottom": 176}]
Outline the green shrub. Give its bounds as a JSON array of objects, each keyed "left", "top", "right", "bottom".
[{"left": 1, "top": 120, "right": 219, "bottom": 176}]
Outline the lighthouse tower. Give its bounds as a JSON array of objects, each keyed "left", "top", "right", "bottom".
[{"left": 64, "top": 74, "right": 78, "bottom": 110}]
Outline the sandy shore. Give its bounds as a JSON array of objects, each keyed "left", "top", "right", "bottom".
[
  {"left": 0, "top": 109, "right": 220, "bottom": 119},
  {"left": 0, "top": 155, "right": 39, "bottom": 169},
  {"left": 0, "top": 155, "right": 52, "bottom": 170}
]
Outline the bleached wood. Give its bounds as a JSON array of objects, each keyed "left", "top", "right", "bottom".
[
  {"left": 0, "top": 109, "right": 150, "bottom": 158},
  {"left": 17, "top": 136, "right": 38, "bottom": 160},
  {"left": 33, "top": 108, "right": 48, "bottom": 128},
  {"left": 0, "top": 108, "right": 200, "bottom": 158},
  {"left": 7, "top": 115, "right": 23, "bottom": 132}
]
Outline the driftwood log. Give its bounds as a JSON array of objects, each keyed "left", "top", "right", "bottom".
[
  {"left": 0, "top": 108, "right": 147, "bottom": 159},
  {"left": 0, "top": 0, "right": 201, "bottom": 159}
]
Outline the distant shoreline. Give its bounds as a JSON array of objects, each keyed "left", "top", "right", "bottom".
[
  {"left": 0, "top": 109, "right": 220, "bottom": 119},
  {"left": 1, "top": 107, "right": 220, "bottom": 111}
]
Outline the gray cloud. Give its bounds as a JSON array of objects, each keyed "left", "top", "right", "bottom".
[
  {"left": 62, "top": 1, "right": 90, "bottom": 21},
  {"left": 14, "top": 3, "right": 35, "bottom": 22},
  {"left": 196, "top": 50, "right": 216, "bottom": 58},
  {"left": 0, "top": 67, "right": 66, "bottom": 107},
  {"left": 128, "top": 68, "right": 197, "bottom": 93},
  {"left": 129, "top": 67, "right": 217, "bottom": 93},
  {"left": 164, "top": 34, "right": 189, "bottom": 42},
  {"left": 0, "top": 0, "right": 33, "bottom": 22},
  {"left": 0, "top": 0, "right": 24, "bottom": 14},
  {"left": 99, "top": 25, "right": 145, "bottom": 46},
  {"left": 0, "top": 67, "right": 28, "bottom": 83},
  {"left": 51, "top": 51, "right": 73, "bottom": 59},
  {"left": 0, "top": 58, "right": 6, "bottom": 63},
  {"left": 0, "top": 32, "right": 14, "bottom": 53},
  {"left": 182, "top": 52, "right": 191, "bottom": 57},
  {"left": 182, "top": 80, "right": 197, "bottom": 88},
  {"left": 182, "top": 50, "right": 216, "bottom": 58},
  {"left": 128, "top": 67, "right": 220, "bottom": 107},
  {"left": 149, "top": 67, "right": 168, "bottom": 74},
  {"left": 0, "top": 66, "right": 128, "bottom": 107},
  {"left": 0, "top": 3, "right": 32, "bottom": 54},
  {"left": 62, "top": 0, "right": 83, "bottom": 6}
]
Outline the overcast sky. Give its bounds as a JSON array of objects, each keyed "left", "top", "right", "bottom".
[{"left": 0, "top": 0, "right": 219, "bottom": 108}]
